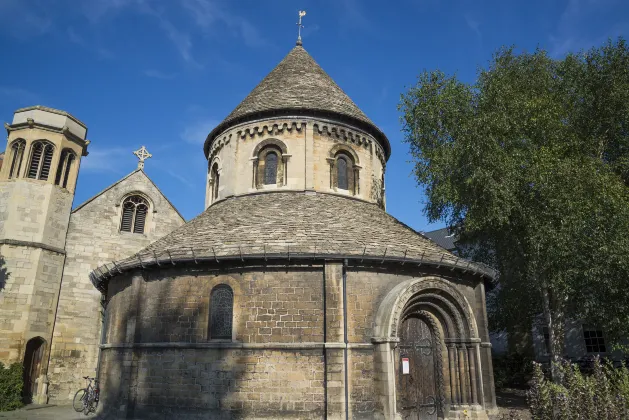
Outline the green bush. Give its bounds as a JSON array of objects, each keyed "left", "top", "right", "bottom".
[
  {"left": 527, "top": 357, "right": 629, "bottom": 419},
  {"left": 0, "top": 362, "right": 23, "bottom": 412}
]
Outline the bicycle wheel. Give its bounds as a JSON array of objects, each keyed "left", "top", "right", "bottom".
[{"left": 73, "top": 389, "right": 87, "bottom": 412}]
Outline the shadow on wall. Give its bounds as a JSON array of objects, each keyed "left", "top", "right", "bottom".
[
  {"left": 0, "top": 255, "right": 9, "bottom": 291},
  {"left": 100, "top": 270, "right": 250, "bottom": 419}
]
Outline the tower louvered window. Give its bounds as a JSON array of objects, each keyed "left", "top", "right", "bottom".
[
  {"left": 8, "top": 139, "right": 26, "bottom": 179},
  {"left": 264, "top": 152, "right": 277, "bottom": 184},
  {"left": 210, "top": 285, "right": 233, "bottom": 339},
  {"left": 27, "top": 141, "right": 55, "bottom": 181},
  {"left": 120, "top": 195, "right": 149, "bottom": 234},
  {"left": 55, "top": 149, "right": 76, "bottom": 189}
]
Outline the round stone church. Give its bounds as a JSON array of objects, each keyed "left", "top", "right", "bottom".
[{"left": 90, "top": 42, "right": 497, "bottom": 419}]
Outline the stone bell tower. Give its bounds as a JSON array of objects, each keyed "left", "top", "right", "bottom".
[{"left": 0, "top": 106, "right": 89, "bottom": 403}]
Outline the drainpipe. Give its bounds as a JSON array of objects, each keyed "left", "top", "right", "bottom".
[
  {"left": 95, "top": 295, "right": 107, "bottom": 382},
  {"left": 343, "top": 259, "right": 349, "bottom": 420}
]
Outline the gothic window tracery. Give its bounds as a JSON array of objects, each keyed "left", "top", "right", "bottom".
[
  {"left": 210, "top": 284, "right": 233, "bottom": 339},
  {"left": 27, "top": 141, "right": 55, "bottom": 181},
  {"left": 8, "top": 139, "right": 26, "bottom": 179},
  {"left": 54, "top": 149, "right": 76, "bottom": 189},
  {"left": 120, "top": 195, "right": 149, "bottom": 234}
]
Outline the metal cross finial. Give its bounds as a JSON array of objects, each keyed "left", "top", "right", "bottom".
[
  {"left": 133, "top": 146, "right": 152, "bottom": 170},
  {"left": 296, "top": 10, "right": 306, "bottom": 46}
]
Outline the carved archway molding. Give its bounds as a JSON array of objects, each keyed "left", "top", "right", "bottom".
[
  {"left": 371, "top": 276, "right": 486, "bottom": 420},
  {"left": 373, "top": 276, "right": 479, "bottom": 343}
]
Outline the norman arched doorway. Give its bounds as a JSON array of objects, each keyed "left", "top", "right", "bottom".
[
  {"left": 23, "top": 337, "right": 46, "bottom": 403},
  {"left": 373, "top": 277, "right": 486, "bottom": 419}
]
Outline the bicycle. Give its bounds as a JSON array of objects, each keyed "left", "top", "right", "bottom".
[{"left": 73, "top": 376, "right": 100, "bottom": 415}]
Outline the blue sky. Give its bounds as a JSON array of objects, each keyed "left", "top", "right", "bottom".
[{"left": 0, "top": 0, "right": 627, "bottom": 232}]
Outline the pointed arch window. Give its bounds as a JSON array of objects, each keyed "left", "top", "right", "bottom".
[
  {"left": 209, "top": 285, "right": 233, "bottom": 340},
  {"left": 27, "top": 141, "right": 55, "bottom": 181},
  {"left": 264, "top": 152, "right": 278, "bottom": 184},
  {"left": 54, "top": 149, "right": 76, "bottom": 189},
  {"left": 120, "top": 195, "right": 149, "bottom": 234},
  {"left": 8, "top": 139, "right": 26, "bottom": 179}
]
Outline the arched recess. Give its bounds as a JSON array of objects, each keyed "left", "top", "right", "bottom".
[
  {"left": 372, "top": 276, "right": 485, "bottom": 419},
  {"left": 23, "top": 336, "right": 46, "bottom": 403},
  {"left": 208, "top": 157, "right": 221, "bottom": 204},
  {"left": 117, "top": 191, "right": 154, "bottom": 235},
  {"left": 327, "top": 144, "right": 361, "bottom": 195},
  {"left": 252, "top": 138, "right": 290, "bottom": 188}
]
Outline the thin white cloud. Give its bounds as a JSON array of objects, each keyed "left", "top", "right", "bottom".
[
  {"left": 465, "top": 14, "right": 482, "bottom": 43},
  {"left": 181, "top": 119, "right": 220, "bottom": 144},
  {"left": 81, "top": 147, "right": 129, "bottom": 173},
  {"left": 67, "top": 27, "right": 86, "bottom": 46},
  {"left": 166, "top": 169, "right": 194, "bottom": 188},
  {"left": 143, "top": 69, "right": 176, "bottom": 80},
  {"left": 0, "top": 0, "right": 52, "bottom": 38},
  {"left": 0, "top": 86, "right": 41, "bottom": 107},
  {"left": 182, "top": 0, "right": 270, "bottom": 48}
]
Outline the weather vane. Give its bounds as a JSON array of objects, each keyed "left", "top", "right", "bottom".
[
  {"left": 133, "top": 145, "right": 152, "bottom": 170},
  {"left": 296, "top": 10, "right": 306, "bottom": 45}
]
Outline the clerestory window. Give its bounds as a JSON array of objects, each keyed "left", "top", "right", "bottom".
[
  {"left": 209, "top": 284, "right": 233, "bottom": 340},
  {"left": 8, "top": 139, "right": 26, "bottom": 179},
  {"left": 210, "top": 163, "right": 220, "bottom": 202},
  {"left": 27, "top": 141, "right": 55, "bottom": 181},
  {"left": 331, "top": 151, "right": 357, "bottom": 194},
  {"left": 264, "top": 151, "right": 278, "bottom": 184},
  {"left": 120, "top": 195, "right": 149, "bottom": 234}
]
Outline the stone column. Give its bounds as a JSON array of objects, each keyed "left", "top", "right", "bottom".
[
  {"left": 324, "top": 261, "right": 346, "bottom": 420},
  {"left": 457, "top": 345, "right": 468, "bottom": 405},
  {"left": 447, "top": 344, "right": 459, "bottom": 406},
  {"left": 467, "top": 345, "right": 478, "bottom": 405}
]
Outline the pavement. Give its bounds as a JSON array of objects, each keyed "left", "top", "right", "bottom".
[{"left": 0, "top": 405, "right": 93, "bottom": 420}]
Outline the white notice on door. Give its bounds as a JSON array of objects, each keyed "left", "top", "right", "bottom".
[{"left": 402, "top": 358, "right": 409, "bottom": 374}]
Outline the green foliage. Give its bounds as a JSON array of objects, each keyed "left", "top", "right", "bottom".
[
  {"left": 0, "top": 362, "right": 23, "bottom": 412},
  {"left": 399, "top": 37, "right": 629, "bottom": 352},
  {"left": 527, "top": 358, "right": 629, "bottom": 419},
  {"left": 493, "top": 353, "right": 533, "bottom": 389}
]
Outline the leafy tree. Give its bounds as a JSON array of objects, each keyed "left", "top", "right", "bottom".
[{"left": 399, "top": 38, "right": 629, "bottom": 376}]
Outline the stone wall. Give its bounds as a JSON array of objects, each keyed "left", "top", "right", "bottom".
[
  {"left": 0, "top": 178, "right": 74, "bottom": 366},
  {"left": 205, "top": 118, "right": 386, "bottom": 208},
  {"left": 46, "top": 170, "right": 184, "bottom": 402},
  {"left": 98, "top": 262, "right": 495, "bottom": 419}
]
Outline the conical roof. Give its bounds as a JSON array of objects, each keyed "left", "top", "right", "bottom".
[
  {"left": 204, "top": 45, "right": 390, "bottom": 158},
  {"left": 90, "top": 192, "right": 495, "bottom": 291}
]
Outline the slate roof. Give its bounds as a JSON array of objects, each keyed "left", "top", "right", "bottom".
[
  {"left": 91, "top": 192, "right": 495, "bottom": 289},
  {"left": 423, "top": 227, "right": 458, "bottom": 252},
  {"left": 204, "top": 45, "right": 390, "bottom": 159}
]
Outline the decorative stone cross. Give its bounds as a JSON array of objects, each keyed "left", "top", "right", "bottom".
[
  {"left": 133, "top": 146, "right": 152, "bottom": 170},
  {"left": 296, "top": 10, "right": 306, "bottom": 45}
]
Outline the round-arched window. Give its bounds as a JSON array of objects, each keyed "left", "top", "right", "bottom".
[
  {"left": 264, "top": 152, "right": 278, "bottom": 185},
  {"left": 337, "top": 156, "right": 349, "bottom": 190}
]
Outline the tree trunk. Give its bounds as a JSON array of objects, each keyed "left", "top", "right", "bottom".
[{"left": 542, "top": 285, "right": 564, "bottom": 383}]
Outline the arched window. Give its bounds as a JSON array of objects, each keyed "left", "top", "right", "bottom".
[
  {"left": 210, "top": 163, "right": 220, "bottom": 201},
  {"left": 54, "top": 149, "right": 76, "bottom": 189},
  {"left": 27, "top": 141, "right": 55, "bottom": 181},
  {"left": 331, "top": 151, "right": 357, "bottom": 194},
  {"left": 337, "top": 156, "right": 348, "bottom": 190},
  {"left": 264, "top": 152, "right": 278, "bottom": 184},
  {"left": 209, "top": 285, "right": 233, "bottom": 339},
  {"left": 120, "top": 195, "right": 149, "bottom": 234},
  {"left": 8, "top": 139, "right": 26, "bottom": 179}
]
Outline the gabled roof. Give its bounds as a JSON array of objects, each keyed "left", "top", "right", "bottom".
[
  {"left": 72, "top": 169, "right": 185, "bottom": 221},
  {"left": 204, "top": 45, "right": 390, "bottom": 159}
]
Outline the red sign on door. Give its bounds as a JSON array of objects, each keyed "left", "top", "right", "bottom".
[{"left": 402, "top": 357, "right": 410, "bottom": 374}]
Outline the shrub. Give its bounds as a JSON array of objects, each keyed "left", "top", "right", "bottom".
[
  {"left": 527, "top": 357, "right": 629, "bottom": 419},
  {"left": 0, "top": 362, "right": 23, "bottom": 412}
]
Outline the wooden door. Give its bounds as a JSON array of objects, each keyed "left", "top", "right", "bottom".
[
  {"left": 23, "top": 338, "right": 45, "bottom": 402},
  {"left": 397, "top": 317, "right": 441, "bottom": 420}
]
